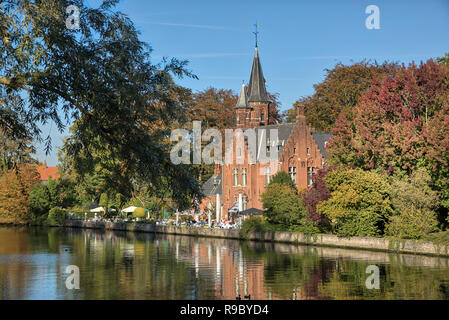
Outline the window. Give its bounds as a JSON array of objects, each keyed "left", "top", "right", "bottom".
[
  {"left": 261, "top": 112, "right": 265, "bottom": 121},
  {"left": 265, "top": 167, "right": 271, "bottom": 185},
  {"left": 243, "top": 195, "right": 248, "bottom": 211},
  {"left": 293, "top": 147, "right": 296, "bottom": 154},
  {"left": 234, "top": 168, "right": 238, "bottom": 186},
  {"left": 289, "top": 166, "right": 296, "bottom": 183},
  {"left": 301, "top": 161, "right": 305, "bottom": 168},
  {"left": 306, "top": 147, "right": 310, "bottom": 155},
  {"left": 242, "top": 168, "right": 247, "bottom": 186},
  {"left": 307, "top": 167, "right": 315, "bottom": 187}
]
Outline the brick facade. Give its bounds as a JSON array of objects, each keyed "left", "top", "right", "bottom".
[{"left": 200, "top": 47, "right": 331, "bottom": 221}]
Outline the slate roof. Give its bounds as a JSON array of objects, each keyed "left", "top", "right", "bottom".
[
  {"left": 201, "top": 174, "right": 222, "bottom": 196},
  {"left": 247, "top": 47, "right": 271, "bottom": 103},
  {"left": 235, "top": 81, "right": 249, "bottom": 109},
  {"left": 311, "top": 132, "right": 333, "bottom": 160}
]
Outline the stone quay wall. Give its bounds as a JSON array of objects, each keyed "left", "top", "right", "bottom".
[{"left": 63, "top": 220, "right": 449, "bottom": 257}]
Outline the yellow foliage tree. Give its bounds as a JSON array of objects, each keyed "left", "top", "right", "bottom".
[{"left": 0, "top": 165, "right": 40, "bottom": 223}]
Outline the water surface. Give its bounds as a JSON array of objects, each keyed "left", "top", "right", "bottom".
[{"left": 1, "top": 226, "right": 449, "bottom": 299}]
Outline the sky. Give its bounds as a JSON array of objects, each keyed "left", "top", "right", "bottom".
[{"left": 35, "top": 0, "right": 449, "bottom": 165}]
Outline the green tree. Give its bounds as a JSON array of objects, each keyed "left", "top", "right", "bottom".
[
  {"left": 46, "top": 177, "right": 59, "bottom": 208},
  {"left": 0, "top": 129, "right": 36, "bottom": 172},
  {"left": 317, "top": 169, "right": 394, "bottom": 237},
  {"left": 386, "top": 168, "right": 440, "bottom": 239},
  {"left": 29, "top": 184, "right": 51, "bottom": 217},
  {"left": 1, "top": 0, "right": 200, "bottom": 207},
  {"left": 261, "top": 183, "right": 306, "bottom": 228},
  {"left": 99, "top": 193, "right": 109, "bottom": 209},
  {"left": 437, "top": 52, "right": 449, "bottom": 66},
  {"left": 268, "top": 171, "right": 297, "bottom": 191}
]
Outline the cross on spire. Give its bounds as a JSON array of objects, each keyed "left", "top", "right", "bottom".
[{"left": 253, "top": 23, "right": 259, "bottom": 48}]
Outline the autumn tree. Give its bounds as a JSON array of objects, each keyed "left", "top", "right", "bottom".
[
  {"left": 301, "top": 167, "right": 332, "bottom": 227},
  {"left": 289, "top": 61, "right": 398, "bottom": 131},
  {"left": 0, "top": 165, "right": 40, "bottom": 223},
  {"left": 328, "top": 60, "right": 449, "bottom": 211}
]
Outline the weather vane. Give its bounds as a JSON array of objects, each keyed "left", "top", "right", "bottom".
[{"left": 253, "top": 23, "right": 259, "bottom": 47}]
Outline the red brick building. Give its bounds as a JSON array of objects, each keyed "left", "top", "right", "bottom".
[
  {"left": 200, "top": 45, "right": 331, "bottom": 221},
  {"left": 36, "top": 161, "right": 60, "bottom": 184}
]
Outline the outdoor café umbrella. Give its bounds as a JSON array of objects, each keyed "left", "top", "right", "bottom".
[
  {"left": 90, "top": 207, "right": 116, "bottom": 213},
  {"left": 121, "top": 206, "right": 137, "bottom": 213}
]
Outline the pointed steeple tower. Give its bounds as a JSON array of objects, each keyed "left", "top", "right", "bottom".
[
  {"left": 235, "top": 81, "right": 248, "bottom": 109},
  {"left": 247, "top": 47, "right": 270, "bottom": 103}
]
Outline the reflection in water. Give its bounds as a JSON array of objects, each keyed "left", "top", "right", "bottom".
[{"left": 0, "top": 226, "right": 449, "bottom": 300}]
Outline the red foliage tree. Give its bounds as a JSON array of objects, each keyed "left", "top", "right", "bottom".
[
  {"left": 328, "top": 60, "right": 449, "bottom": 206},
  {"left": 301, "top": 166, "right": 332, "bottom": 226}
]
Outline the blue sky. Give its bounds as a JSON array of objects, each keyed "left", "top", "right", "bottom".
[{"left": 36, "top": 0, "right": 449, "bottom": 165}]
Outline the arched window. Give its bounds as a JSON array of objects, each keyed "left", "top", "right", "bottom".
[{"left": 242, "top": 168, "right": 247, "bottom": 186}]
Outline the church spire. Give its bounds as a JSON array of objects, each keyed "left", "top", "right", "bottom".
[
  {"left": 247, "top": 46, "right": 270, "bottom": 103},
  {"left": 235, "top": 81, "right": 248, "bottom": 109}
]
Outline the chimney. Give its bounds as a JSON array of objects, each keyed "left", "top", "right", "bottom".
[{"left": 296, "top": 104, "right": 305, "bottom": 119}]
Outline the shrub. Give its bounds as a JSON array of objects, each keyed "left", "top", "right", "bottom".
[
  {"left": 239, "top": 217, "right": 276, "bottom": 238},
  {"left": 47, "top": 207, "right": 67, "bottom": 226},
  {"left": 289, "top": 218, "right": 321, "bottom": 235},
  {"left": 133, "top": 207, "right": 146, "bottom": 218},
  {"left": 386, "top": 209, "right": 439, "bottom": 239}
]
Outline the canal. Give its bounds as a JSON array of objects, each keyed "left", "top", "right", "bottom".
[{"left": 0, "top": 226, "right": 449, "bottom": 299}]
